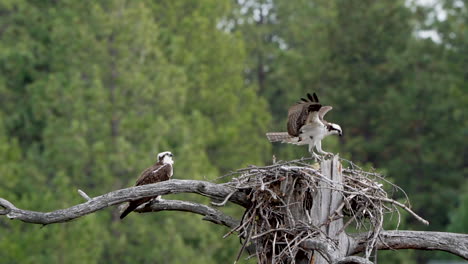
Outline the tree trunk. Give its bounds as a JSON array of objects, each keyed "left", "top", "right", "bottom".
[{"left": 310, "top": 156, "right": 350, "bottom": 263}]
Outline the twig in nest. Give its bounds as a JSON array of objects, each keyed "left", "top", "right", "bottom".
[{"left": 211, "top": 190, "right": 236, "bottom": 206}]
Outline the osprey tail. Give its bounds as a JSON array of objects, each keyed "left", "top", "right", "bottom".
[
  {"left": 120, "top": 197, "right": 151, "bottom": 219},
  {"left": 266, "top": 132, "right": 295, "bottom": 143},
  {"left": 120, "top": 204, "right": 137, "bottom": 219}
]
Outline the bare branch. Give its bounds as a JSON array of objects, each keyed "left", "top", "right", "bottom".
[
  {"left": 0, "top": 179, "right": 248, "bottom": 225},
  {"left": 300, "top": 239, "right": 337, "bottom": 263},
  {"left": 136, "top": 199, "right": 239, "bottom": 229},
  {"left": 351, "top": 231, "right": 468, "bottom": 260},
  {"left": 374, "top": 197, "right": 429, "bottom": 225},
  {"left": 211, "top": 189, "right": 237, "bottom": 207},
  {"left": 336, "top": 256, "right": 373, "bottom": 264},
  {"left": 77, "top": 189, "right": 91, "bottom": 201},
  {"left": 0, "top": 198, "right": 15, "bottom": 215}
]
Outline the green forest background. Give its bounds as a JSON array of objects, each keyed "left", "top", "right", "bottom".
[{"left": 0, "top": 0, "right": 466, "bottom": 263}]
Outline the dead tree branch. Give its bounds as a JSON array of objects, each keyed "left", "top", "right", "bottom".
[
  {"left": 335, "top": 256, "right": 374, "bottom": 264},
  {"left": 351, "top": 231, "right": 468, "bottom": 259},
  {"left": 137, "top": 199, "right": 239, "bottom": 229},
  {"left": 0, "top": 179, "right": 248, "bottom": 225}
]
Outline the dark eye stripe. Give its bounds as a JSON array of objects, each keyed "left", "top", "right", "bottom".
[{"left": 327, "top": 125, "right": 341, "bottom": 132}]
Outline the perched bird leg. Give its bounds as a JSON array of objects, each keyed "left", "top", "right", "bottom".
[
  {"left": 309, "top": 144, "right": 322, "bottom": 161},
  {"left": 312, "top": 152, "right": 322, "bottom": 162},
  {"left": 316, "top": 141, "right": 333, "bottom": 157}
]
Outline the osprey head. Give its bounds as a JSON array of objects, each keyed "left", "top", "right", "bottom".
[
  {"left": 327, "top": 123, "right": 343, "bottom": 137},
  {"left": 157, "top": 151, "right": 174, "bottom": 165}
]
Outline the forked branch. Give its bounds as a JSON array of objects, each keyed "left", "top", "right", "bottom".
[
  {"left": 137, "top": 199, "right": 239, "bottom": 228},
  {"left": 0, "top": 179, "right": 248, "bottom": 225}
]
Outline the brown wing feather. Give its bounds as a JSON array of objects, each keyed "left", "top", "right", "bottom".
[
  {"left": 136, "top": 163, "right": 171, "bottom": 186},
  {"left": 287, "top": 103, "right": 306, "bottom": 136},
  {"left": 287, "top": 102, "right": 321, "bottom": 136}
]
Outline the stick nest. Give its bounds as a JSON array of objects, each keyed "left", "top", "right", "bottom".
[{"left": 220, "top": 157, "right": 426, "bottom": 264}]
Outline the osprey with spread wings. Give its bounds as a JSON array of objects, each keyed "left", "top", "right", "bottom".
[{"left": 266, "top": 93, "right": 342, "bottom": 158}]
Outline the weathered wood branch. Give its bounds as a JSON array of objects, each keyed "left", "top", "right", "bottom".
[
  {"left": 77, "top": 189, "right": 91, "bottom": 201},
  {"left": 1, "top": 160, "right": 467, "bottom": 262},
  {"left": 299, "top": 239, "right": 337, "bottom": 263},
  {"left": 0, "top": 179, "right": 248, "bottom": 225},
  {"left": 351, "top": 230, "right": 468, "bottom": 260},
  {"left": 136, "top": 199, "right": 239, "bottom": 229},
  {"left": 335, "top": 256, "right": 374, "bottom": 264},
  {"left": 299, "top": 240, "right": 374, "bottom": 264},
  {"left": 300, "top": 231, "right": 468, "bottom": 262}
]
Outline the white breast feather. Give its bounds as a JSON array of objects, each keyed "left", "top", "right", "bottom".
[
  {"left": 305, "top": 112, "right": 324, "bottom": 127},
  {"left": 162, "top": 155, "right": 174, "bottom": 165}
]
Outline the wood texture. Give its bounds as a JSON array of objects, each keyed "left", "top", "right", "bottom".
[
  {"left": 310, "top": 156, "right": 353, "bottom": 264},
  {"left": 0, "top": 179, "right": 248, "bottom": 224},
  {"left": 137, "top": 199, "right": 239, "bottom": 228},
  {"left": 351, "top": 230, "right": 468, "bottom": 259}
]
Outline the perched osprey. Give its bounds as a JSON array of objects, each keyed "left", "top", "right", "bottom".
[
  {"left": 266, "top": 93, "right": 342, "bottom": 158},
  {"left": 120, "top": 151, "right": 174, "bottom": 219}
]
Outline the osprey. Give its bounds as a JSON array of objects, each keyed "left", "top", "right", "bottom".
[
  {"left": 266, "top": 93, "right": 342, "bottom": 158},
  {"left": 120, "top": 151, "right": 174, "bottom": 219}
]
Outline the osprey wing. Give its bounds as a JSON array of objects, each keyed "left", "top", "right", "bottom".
[
  {"left": 287, "top": 103, "right": 309, "bottom": 136},
  {"left": 135, "top": 163, "right": 171, "bottom": 186},
  {"left": 287, "top": 93, "right": 322, "bottom": 136},
  {"left": 318, "top": 106, "right": 333, "bottom": 125}
]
